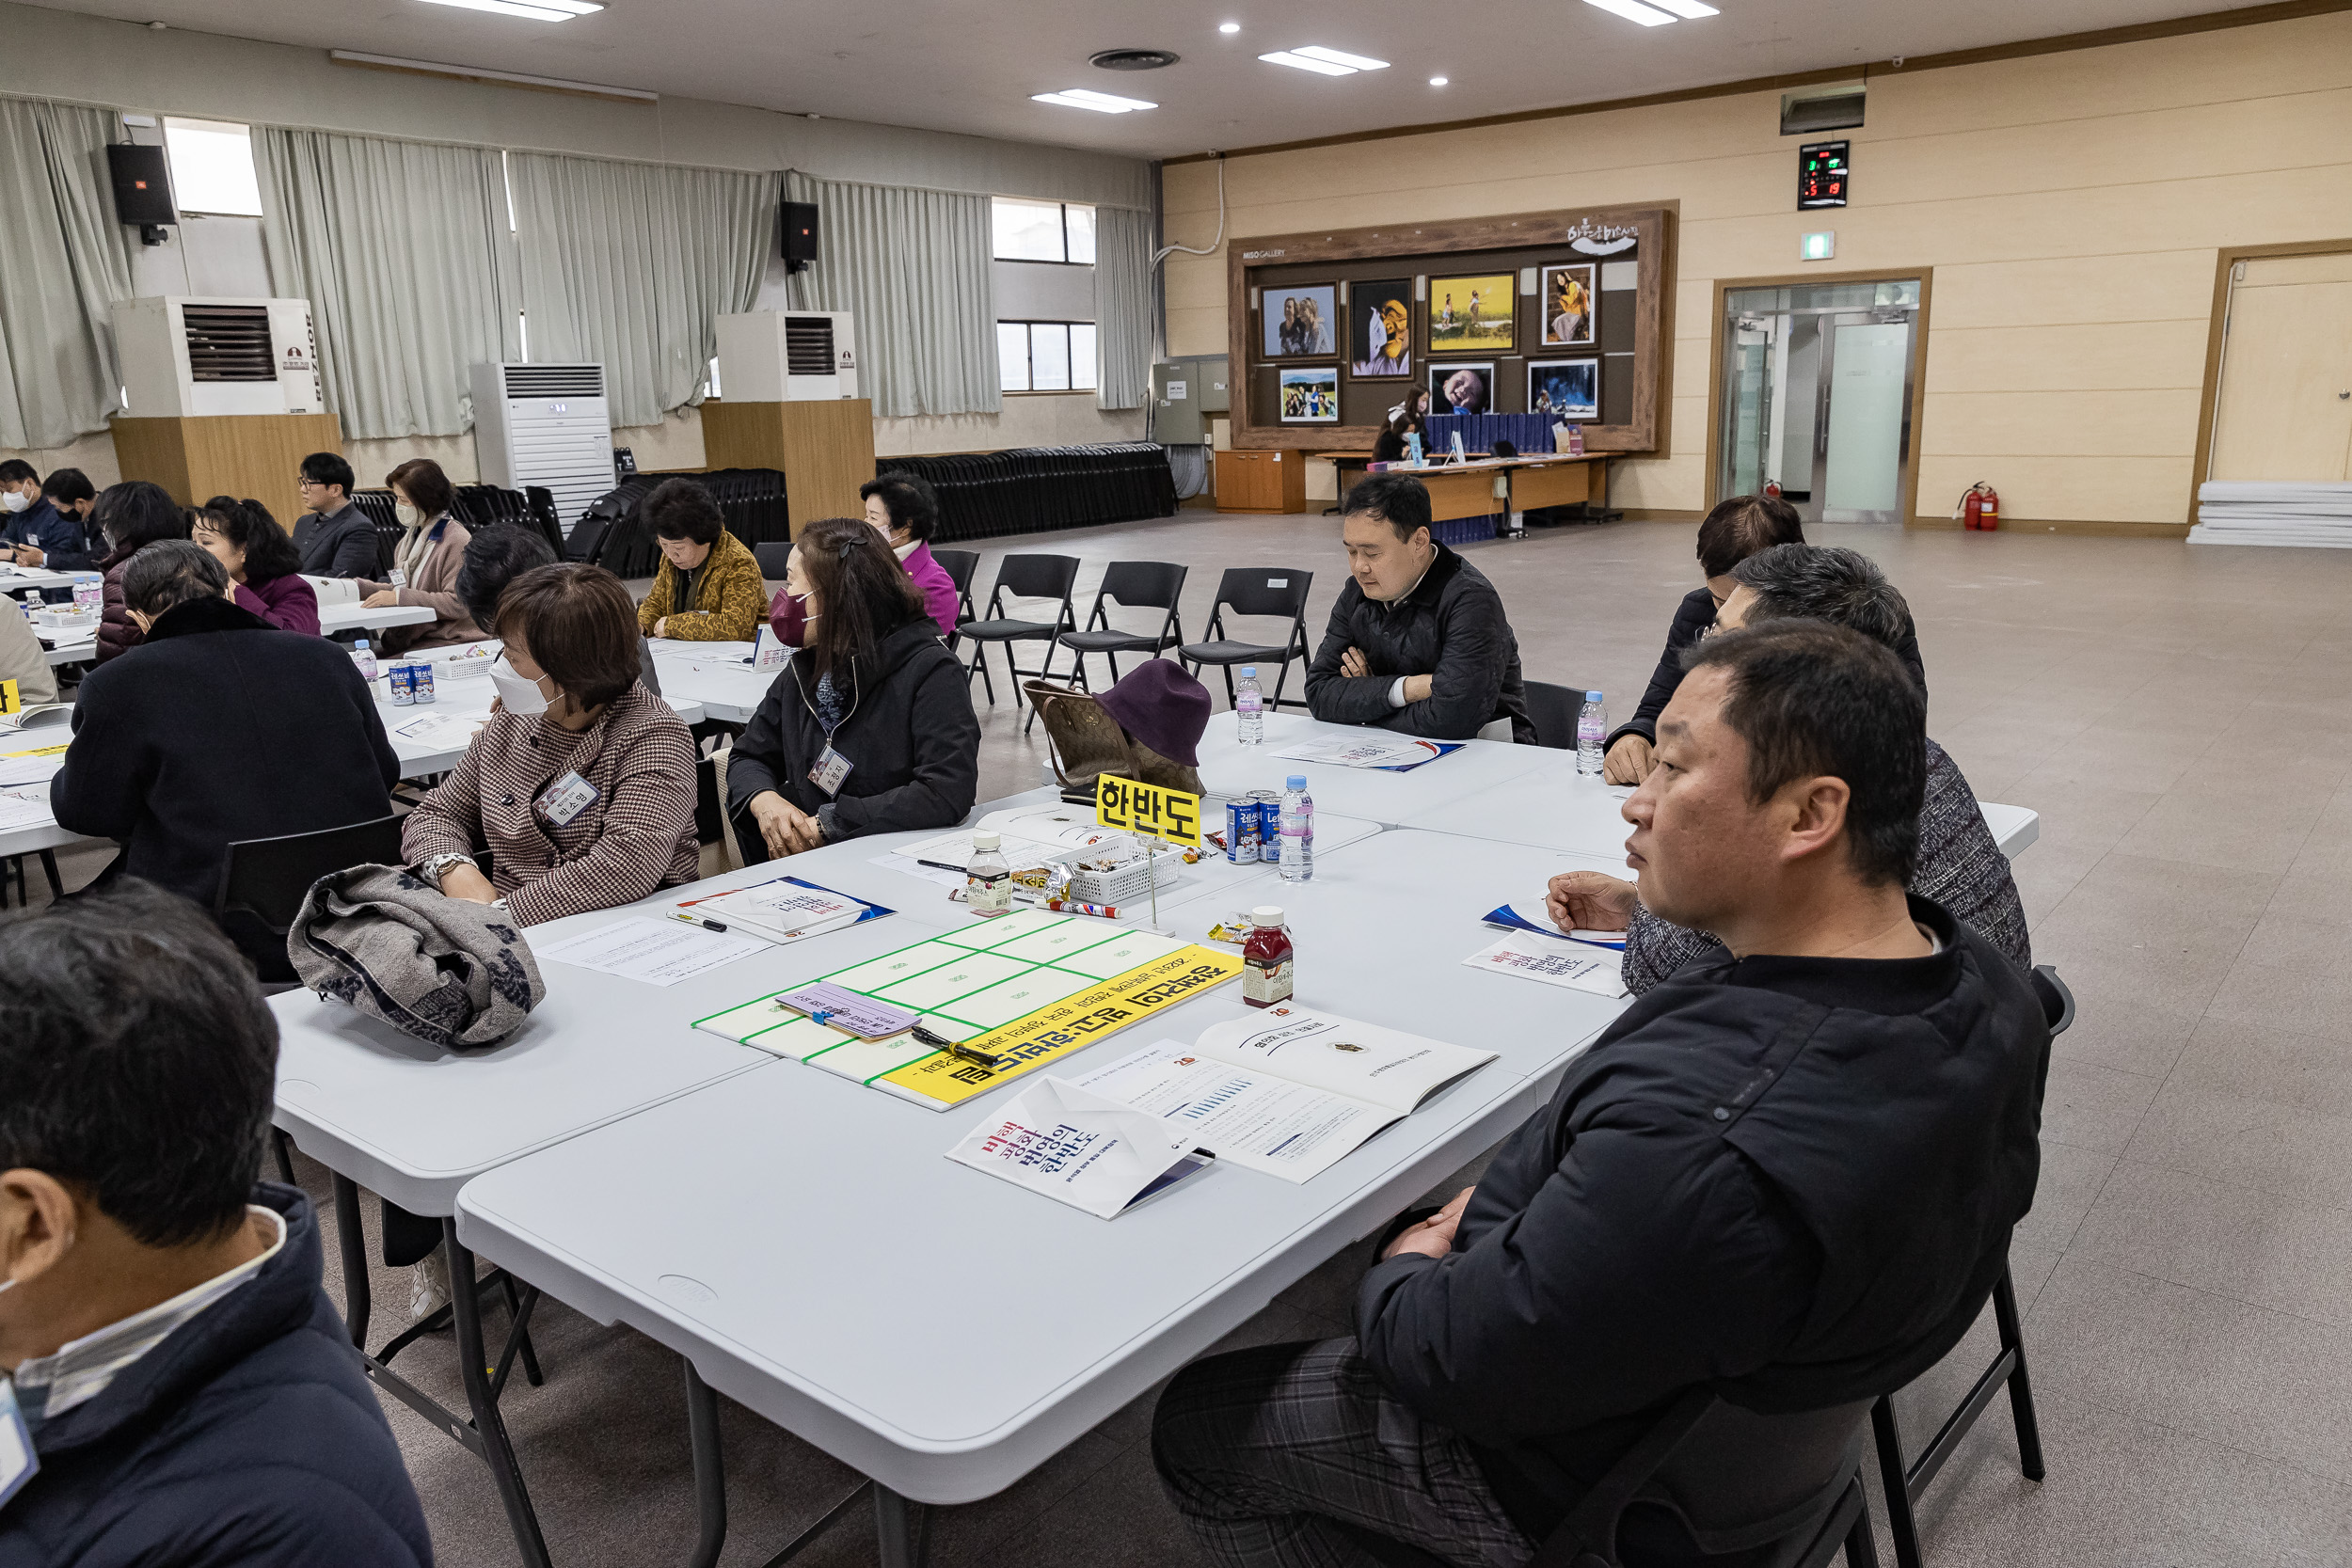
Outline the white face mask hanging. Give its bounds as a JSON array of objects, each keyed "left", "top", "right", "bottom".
[{"left": 489, "top": 657, "right": 553, "bottom": 716}]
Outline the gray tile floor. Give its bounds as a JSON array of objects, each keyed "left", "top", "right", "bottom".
[{"left": 29, "top": 512, "right": 2352, "bottom": 1564}]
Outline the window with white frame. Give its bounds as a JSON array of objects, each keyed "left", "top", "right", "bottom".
[
  {"left": 992, "top": 197, "right": 1096, "bottom": 264},
  {"left": 161, "top": 118, "right": 262, "bottom": 216},
  {"left": 997, "top": 322, "right": 1098, "bottom": 393}
]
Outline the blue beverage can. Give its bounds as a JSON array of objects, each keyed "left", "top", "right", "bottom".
[
  {"left": 410, "top": 662, "right": 436, "bottom": 704},
  {"left": 1249, "top": 791, "right": 1282, "bottom": 858},
  {"left": 1225, "top": 799, "right": 1260, "bottom": 863},
  {"left": 388, "top": 664, "right": 416, "bottom": 705}
]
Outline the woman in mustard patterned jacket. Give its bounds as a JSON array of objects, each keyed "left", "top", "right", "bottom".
[{"left": 635, "top": 477, "right": 765, "bottom": 642}]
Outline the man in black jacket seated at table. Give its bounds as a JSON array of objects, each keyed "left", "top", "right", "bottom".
[
  {"left": 0, "top": 884, "right": 432, "bottom": 1567},
  {"left": 1305, "top": 472, "right": 1534, "bottom": 744},
  {"left": 50, "top": 541, "right": 399, "bottom": 912},
  {"left": 289, "top": 451, "right": 380, "bottom": 580},
  {"left": 1153, "top": 620, "right": 2049, "bottom": 1568}
]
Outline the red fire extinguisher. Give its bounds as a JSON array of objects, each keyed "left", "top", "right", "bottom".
[
  {"left": 1961, "top": 482, "right": 2001, "bottom": 531},
  {"left": 1763, "top": 480, "right": 1783, "bottom": 499}
]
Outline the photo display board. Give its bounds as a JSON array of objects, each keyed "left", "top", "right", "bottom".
[{"left": 1229, "top": 205, "right": 1672, "bottom": 455}]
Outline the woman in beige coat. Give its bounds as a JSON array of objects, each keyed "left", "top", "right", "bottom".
[{"left": 363, "top": 458, "right": 488, "bottom": 654}]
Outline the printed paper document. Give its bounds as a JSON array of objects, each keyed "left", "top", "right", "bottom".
[
  {"left": 535, "top": 917, "right": 766, "bottom": 986},
  {"left": 946, "top": 1077, "right": 1212, "bottom": 1218}
]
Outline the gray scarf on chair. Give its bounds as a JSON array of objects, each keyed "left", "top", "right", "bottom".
[{"left": 288, "top": 863, "right": 546, "bottom": 1048}]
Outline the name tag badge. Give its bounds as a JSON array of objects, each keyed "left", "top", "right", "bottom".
[
  {"left": 387, "top": 568, "right": 408, "bottom": 589},
  {"left": 807, "top": 744, "right": 853, "bottom": 798},
  {"left": 535, "top": 770, "right": 599, "bottom": 828},
  {"left": 0, "top": 1376, "right": 37, "bottom": 1512}
]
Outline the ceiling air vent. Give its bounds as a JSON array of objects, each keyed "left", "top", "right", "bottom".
[
  {"left": 1782, "top": 86, "right": 1865, "bottom": 135},
  {"left": 182, "top": 304, "right": 274, "bottom": 382},
  {"left": 1090, "top": 48, "right": 1180, "bottom": 71}
]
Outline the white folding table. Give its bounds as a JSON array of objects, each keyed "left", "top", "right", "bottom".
[
  {"left": 0, "top": 566, "right": 79, "bottom": 597},
  {"left": 455, "top": 828, "right": 1632, "bottom": 1564},
  {"left": 370, "top": 668, "right": 706, "bottom": 778},
  {"left": 273, "top": 888, "right": 956, "bottom": 1568},
  {"left": 321, "top": 601, "right": 437, "bottom": 638},
  {"left": 647, "top": 639, "right": 779, "bottom": 726},
  {"left": 1189, "top": 709, "right": 1559, "bottom": 830}
]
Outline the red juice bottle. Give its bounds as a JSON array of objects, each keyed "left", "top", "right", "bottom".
[{"left": 1242, "top": 905, "right": 1294, "bottom": 1008}]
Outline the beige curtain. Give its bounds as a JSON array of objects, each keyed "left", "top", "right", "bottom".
[{"left": 0, "top": 97, "right": 135, "bottom": 450}]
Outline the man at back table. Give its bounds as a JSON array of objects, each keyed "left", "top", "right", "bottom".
[
  {"left": 1305, "top": 472, "right": 1534, "bottom": 743},
  {"left": 1155, "top": 619, "right": 2048, "bottom": 1568},
  {"left": 289, "top": 451, "right": 379, "bottom": 580}
]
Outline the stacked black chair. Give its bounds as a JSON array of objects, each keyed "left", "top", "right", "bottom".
[
  {"left": 753, "top": 543, "right": 794, "bottom": 581},
  {"left": 1346, "top": 1388, "right": 1878, "bottom": 1568},
  {"left": 1057, "top": 562, "right": 1187, "bottom": 691},
  {"left": 957, "top": 554, "right": 1079, "bottom": 710},
  {"left": 348, "top": 489, "right": 404, "bottom": 576},
  {"left": 694, "top": 468, "right": 792, "bottom": 549},
  {"left": 572, "top": 469, "right": 789, "bottom": 578},
  {"left": 1868, "top": 964, "right": 2067, "bottom": 1568},
  {"left": 877, "top": 443, "right": 1176, "bottom": 544},
  {"left": 1179, "top": 568, "right": 1315, "bottom": 710}
]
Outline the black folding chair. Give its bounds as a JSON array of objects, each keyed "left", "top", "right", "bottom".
[
  {"left": 753, "top": 542, "right": 794, "bottom": 581},
  {"left": 957, "top": 554, "right": 1079, "bottom": 712},
  {"left": 1179, "top": 567, "right": 1314, "bottom": 710},
  {"left": 215, "top": 814, "right": 407, "bottom": 985},
  {"left": 1346, "top": 1388, "right": 1878, "bottom": 1568},
  {"left": 1057, "top": 561, "right": 1188, "bottom": 692},
  {"left": 1869, "top": 963, "right": 2067, "bottom": 1568},
  {"left": 1523, "top": 680, "right": 1603, "bottom": 752}
]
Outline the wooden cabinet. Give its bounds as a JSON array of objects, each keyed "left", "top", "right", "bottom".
[
  {"left": 110, "top": 413, "right": 345, "bottom": 508},
  {"left": 1216, "top": 449, "right": 1307, "bottom": 514},
  {"left": 700, "top": 398, "right": 876, "bottom": 537}
]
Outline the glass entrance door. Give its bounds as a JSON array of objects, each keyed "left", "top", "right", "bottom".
[{"left": 1716, "top": 278, "right": 1921, "bottom": 525}]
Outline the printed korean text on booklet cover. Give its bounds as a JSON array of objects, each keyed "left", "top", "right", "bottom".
[
  {"left": 946, "top": 1076, "right": 1213, "bottom": 1218},
  {"left": 1064, "top": 1006, "right": 1497, "bottom": 1183}
]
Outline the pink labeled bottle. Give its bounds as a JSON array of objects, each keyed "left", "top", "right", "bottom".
[{"left": 1242, "top": 905, "right": 1294, "bottom": 1008}]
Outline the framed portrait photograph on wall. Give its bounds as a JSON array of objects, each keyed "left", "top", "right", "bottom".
[
  {"left": 1348, "top": 277, "right": 1414, "bottom": 377},
  {"left": 1262, "top": 283, "right": 1339, "bottom": 357},
  {"left": 1426, "top": 274, "right": 1515, "bottom": 354},
  {"left": 1529, "top": 358, "right": 1600, "bottom": 422},
  {"left": 1540, "top": 262, "right": 1597, "bottom": 347},
  {"left": 1279, "top": 366, "right": 1342, "bottom": 422},
  {"left": 1429, "top": 362, "right": 1496, "bottom": 417}
]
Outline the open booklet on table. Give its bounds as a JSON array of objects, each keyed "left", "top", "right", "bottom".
[
  {"left": 1267, "top": 736, "right": 1465, "bottom": 771},
  {"left": 947, "top": 1006, "right": 1497, "bottom": 1212},
  {"left": 877, "top": 803, "right": 1152, "bottom": 890},
  {"left": 672, "top": 875, "right": 894, "bottom": 946}
]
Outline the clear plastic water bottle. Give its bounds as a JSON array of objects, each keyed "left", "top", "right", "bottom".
[
  {"left": 1235, "top": 666, "right": 1264, "bottom": 746},
  {"left": 1279, "top": 774, "right": 1314, "bottom": 882},
  {"left": 350, "top": 638, "right": 378, "bottom": 685},
  {"left": 966, "top": 831, "right": 1012, "bottom": 918},
  {"left": 1576, "top": 690, "right": 1607, "bottom": 775}
]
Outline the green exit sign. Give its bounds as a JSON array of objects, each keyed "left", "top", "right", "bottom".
[{"left": 1801, "top": 231, "right": 1836, "bottom": 261}]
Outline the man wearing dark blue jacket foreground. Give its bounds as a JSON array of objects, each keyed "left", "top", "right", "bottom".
[
  {"left": 0, "top": 882, "right": 431, "bottom": 1568},
  {"left": 1154, "top": 620, "right": 2049, "bottom": 1568}
]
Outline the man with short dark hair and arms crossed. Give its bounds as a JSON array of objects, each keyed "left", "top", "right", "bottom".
[
  {"left": 0, "top": 883, "right": 431, "bottom": 1567},
  {"left": 1306, "top": 473, "right": 1534, "bottom": 744},
  {"left": 1153, "top": 621, "right": 2048, "bottom": 1568}
]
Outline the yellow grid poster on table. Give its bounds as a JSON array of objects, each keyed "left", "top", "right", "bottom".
[{"left": 879, "top": 942, "right": 1241, "bottom": 1107}]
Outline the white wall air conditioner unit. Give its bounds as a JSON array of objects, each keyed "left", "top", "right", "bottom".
[
  {"left": 111, "top": 296, "right": 321, "bottom": 418},
  {"left": 714, "top": 310, "right": 859, "bottom": 402},
  {"left": 469, "top": 362, "right": 615, "bottom": 535}
]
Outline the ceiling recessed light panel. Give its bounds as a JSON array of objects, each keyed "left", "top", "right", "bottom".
[
  {"left": 1646, "top": 0, "right": 1721, "bottom": 15},
  {"left": 1581, "top": 0, "right": 1678, "bottom": 24},
  {"left": 417, "top": 0, "right": 602, "bottom": 18},
  {"left": 1429, "top": 75, "right": 1449, "bottom": 86},
  {"left": 1260, "top": 44, "right": 1391, "bottom": 75},
  {"left": 1032, "top": 87, "right": 1156, "bottom": 113},
  {"left": 1218, "top": 20, "right": 1240, "bottom": 33}
]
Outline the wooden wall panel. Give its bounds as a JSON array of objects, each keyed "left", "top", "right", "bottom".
[{"left": 1161, "top": 8, "right": 2352, "bottom": 527}]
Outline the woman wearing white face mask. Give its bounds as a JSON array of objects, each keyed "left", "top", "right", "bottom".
[
  {"left": 400, "top": 563, "right": 698, "bottom": 925},
  {"left": 358, "top": 459, "right": 485, "bottom": 654}
]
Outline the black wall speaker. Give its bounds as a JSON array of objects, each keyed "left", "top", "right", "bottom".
[
  {"left": 107, "top": 144, "right": 178, "bottom": 227},
  {"left": 781, "top": 201, "right": 818, "bottom": 270}
]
